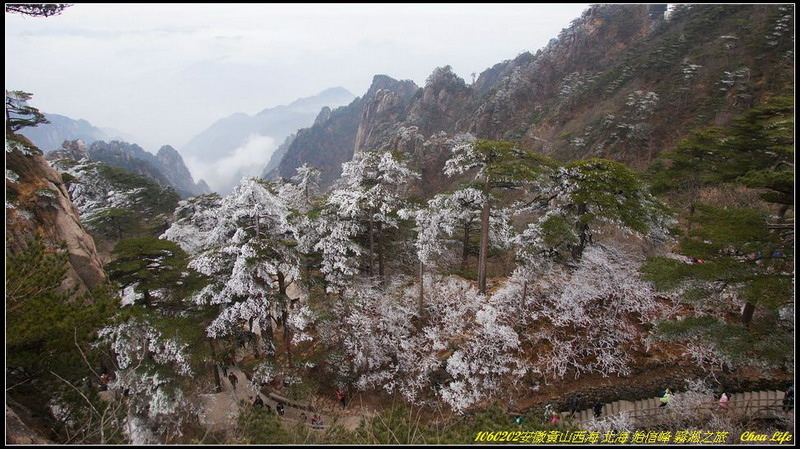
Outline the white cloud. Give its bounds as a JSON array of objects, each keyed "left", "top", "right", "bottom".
[
  {"left": 6, "top": 3, "right": 590, "bottom": 153},
  {"left": 185, "top": 134, "right": 276, "bottom": 194}
]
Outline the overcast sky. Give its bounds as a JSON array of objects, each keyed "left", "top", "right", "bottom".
[{"left": 6, "top": 3, "right": 590, "bottom": 152}]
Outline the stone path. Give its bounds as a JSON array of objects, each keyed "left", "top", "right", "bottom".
[
  {"left": 567, "top": 389, "right": 793, "bottom": 426},
  {"left": 193, "top": 365, "right": 364, "bottom": 433}
]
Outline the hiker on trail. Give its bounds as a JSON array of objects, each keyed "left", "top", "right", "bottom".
[
  {"left": 514, "top": 415, "right": 524, "bottom": 426},
  {"left": 220, "top": 362, "right": 228, "bottom": 377},
  {"left": 783, "top": 385, "right": 794, "bottom": 412},
  {"left": 660, "top": 389, "right": 672, "bottom": 407},
  {"left": 569, "top": 395, "right": 579, "bottom": 418},
  {"left": 543, "top": 404, "right": 554, "bottom": 423},
  {"left": 311, "top": 414, "right": 323, "bottom": 429},
  {"left": 249, "top": 396, "right": 255, "bottom": 406},
  {"left": 254, "top": 395, "right": 264, "bottom": 408},
  {"left": 228, "top": 372, "right": 238, "bottom": 390},
  {"left": 336, "top": 389, "right": 346, "bottom": 409},
  {"left": 593, "top": 402, "right": 603, "bottom": 418},
  {"left": 276, "top": 402, "right": 285, "bottom": 416},
  {"left": 99, "top": 373, "right": 110, "bottom": 391},
  {"left": 549, "top": 412, "right": 560, "bottom": 425},
  {"left": 719, "top": 392, "right": 729, "bottom": 409}
]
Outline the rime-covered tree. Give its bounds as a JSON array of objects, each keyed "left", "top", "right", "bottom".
[
  {"left": 444, "top": 137, "right": 558, "bottom": 293},
  {"left": 331, "top": 276, "right": 526, "bottom": 411},
  {"left": 52, "top": 159, "right": 181, "bottom": 242},
  {"left": 280, "top": 163, "right": 322, "bottom": 212},
  {"left": 407, "top": 188, "right": 485, "bottom": 271},
  {"left": 316, "top": 150, "right": 418, "bottom": 291},
  {"left": 99, "top": 235, "right": 212, "bottom": 443},
  {"left": 160, "top": 193, "right": 223, "bottom": 255},
  {"left": 176, "top": 178, "right": 303, "bottom": 363},
  {"left": 5, "top": 90, "right": 49, "bottom": 132},
  {"left": 497, "top": 243, "right": 665, "bottom": 379},
  {"left": 515, "top": 158, "right": 670, "bottom": 276}
]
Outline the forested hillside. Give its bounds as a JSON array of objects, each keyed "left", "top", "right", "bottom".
[{"left": 5, "top": 3, "right": 793, "bottom": 445}]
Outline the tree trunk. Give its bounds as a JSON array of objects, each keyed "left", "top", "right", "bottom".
[
  {"left": 571, "top": 203, "right": 589, "bottom": 260},
  {"left": 418, "top": 261, "right": 424, "bottom": 315},
  {"left": 478, "top": 199, "right": 490, "bottom": 294},
  {"left": 741, "top": 301, "right": 755, "bottom": 326},
  {"left": 377, "top": 221, "right": 385, "bottom": 277},
  {"left": 277, "top": 272, "right": 292, "bottom": 367},
  {"left": 461, "top": 221, "right": 471, "bottom": 271},
  {"left": 260, "top": 316, "right": 275, "bottom": 356},
  {"left": 367, "top": 213, "right": 374, "bottom": 276},
  {"left": 521, "top": 280, "right": 528, "bottom": 310},
  {"left": 209, "top": 338, "right": 222, "bottom": 392},
  {"left": 248, "top": 317, "right": 262, "bottom": 357}
]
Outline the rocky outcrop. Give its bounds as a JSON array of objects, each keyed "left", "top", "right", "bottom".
[
  {"left": 353, "top": 76, "right": 419, "bottom": 154},
  {"left": 45, "top": 138, "right": 90, "bottom": 161},
  {"left": 5, "top": 405, "right": 53, "bottom": 444},
  {"left": 274, "top": 75, "right": 418, "bottom": 187},
  {"left": 6, "top": 134, "right": 106, "bottom": 294},
  {"left": 276, "top": 96, "right": 365, "bottom": 188},
  {"left": 156, "top": 144, "right": 210, "bottom": 197},
  {"left": 47, "top": 140, "right": 208, "bottom": 198},
  {"left": 269, "top": 4, "right": 793, "bottom": 193}
]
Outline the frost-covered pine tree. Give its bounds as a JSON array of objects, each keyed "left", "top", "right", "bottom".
[
  {"left": 333, "top": 276, "right": 526, "bottom": 411},
  {"left": 315, "top": 150, "right": 418, "bottom": 292},
  {"left": 279, "top": 163, "right": 321, "bottom": 213},
  {"left": 171, "top": 178, "right": 303, "bottom": 361},
  {"left": 444, "top": 137, "right": 558, "bottom": 293}
]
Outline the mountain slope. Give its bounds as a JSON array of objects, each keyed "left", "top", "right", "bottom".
[
  {"left": 273, "top": 76, "right": 418, "bottom": 187},
  {"left": 19, "top": 112, "right": 138, "bottom": 152},
  {"left": 6, "top": 134, "right": 107, "bottom": 294},
  {"left": 181, "top": 87, "right": 355, "bottom": 193},
  {"left": 47, "top": 140, "right": 210, "bottom": 198},
  {"left": 270, "top": 4, "right": 794, "bottom": 191}
]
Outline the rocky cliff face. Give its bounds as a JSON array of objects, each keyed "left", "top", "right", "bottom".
[
  {"left": 155, "top": 144, "right": 209, "bottom": 197},
  {"left": 47, "top": 139, "right": 209, "bottom": 198},
  {"left": 275, "top": 98, "right": 364, "bottom": 187},
  {"left": 6, "top": 134, "right": 106, "bottom": 294},
  {"left": 269, "top": 4, "right": 794, "bottom": 191},
  {"left": 274, "top": 75, "right": 419, "bottom": 187}
]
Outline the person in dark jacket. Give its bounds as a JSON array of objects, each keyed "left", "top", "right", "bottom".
[
  {"left": 783, "top": 385, "right": 794, "bottom": 412},
  {"left": 593, "top": 402, "right": 603, "bottom": 418}
]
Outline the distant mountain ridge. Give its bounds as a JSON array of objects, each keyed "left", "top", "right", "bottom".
[
  {"left": 182, "top": 86, "right": 355, "bottom": 162},
  {"left": 19, "top": 112, "right": 139, "bottom": 152},
  {"left": 180, "top": 86, "right": 355, "bottom": 194},
  {"left": 269, "top": 4, "right": 794, "bottom": 192},
  {"left": 46, "top": 140, "right": 210, "bottom": 199}
]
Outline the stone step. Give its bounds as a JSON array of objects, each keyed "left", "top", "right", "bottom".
[{"left": 619, "top": 400, "right": 635, "bottom": 414}]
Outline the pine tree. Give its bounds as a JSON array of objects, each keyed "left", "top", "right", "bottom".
[
  {"left": 444, "top": 137, "right": 558, "bottom": 293},
  {"left": 316, "top": 150, "right": 418, "bottom": 291},
  {"left": 106, "top": 236, "right": 204, "bottom": 308},
  {"left": 5, "top": 90, "right": 49, "bottom": 131},
  {"left": 653, "top": 96, "right": 794, "bottom": 217},
  {"left": 641, "top": 205, "right": 793, "bottom": 369}
]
